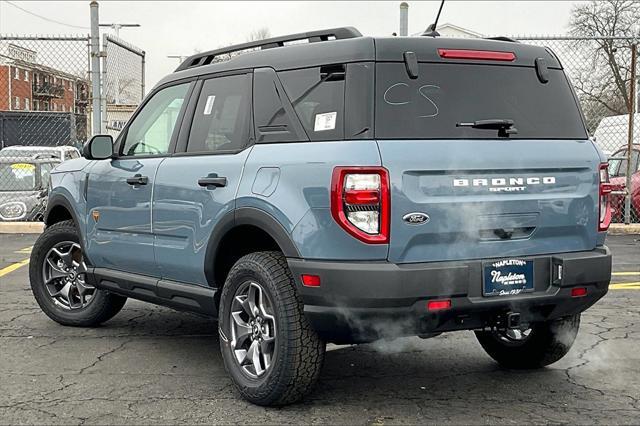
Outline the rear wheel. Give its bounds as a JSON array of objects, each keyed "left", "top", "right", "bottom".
[
  {"left": 475, "top": 314, "right": 580, "bottom": 369},
  {"left": 219, "top": 251, "right": 325, "bottom": 406},
  {"left": 29, "top": 220, "right": 127, "bottom": 326}
]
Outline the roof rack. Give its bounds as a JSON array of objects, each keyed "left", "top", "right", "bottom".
[
  {"left": 175, "top": 27, "right": 362, "bottom": 72},
  {"left": 485, "top": 36, "right": 519, "bottom": 43}
]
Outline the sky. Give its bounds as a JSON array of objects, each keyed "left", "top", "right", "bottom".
[{"left": 0, "top": 1, "right": 585, "bottom": 89}]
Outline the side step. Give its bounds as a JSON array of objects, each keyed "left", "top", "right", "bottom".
[{"left": 87, "top": 267, "right": 216, "bottom": 316}]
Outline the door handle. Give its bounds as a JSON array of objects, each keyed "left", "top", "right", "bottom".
[
  {"left": 198, "top": 175, "right": 227, "bottom": 188},
  {"left": 126, "top": 174, "right": 148, "bottom": 186}
]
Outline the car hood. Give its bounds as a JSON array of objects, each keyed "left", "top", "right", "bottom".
[{"left": 52, "top": 157, "right": 92, "bottom": 173}]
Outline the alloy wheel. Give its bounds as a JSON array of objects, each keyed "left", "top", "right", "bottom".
[
  {"left": 229, "top": 281, "right": 277, "bottom": 378},
  {"left": 41, "top": 241, "right": 94, "bottom": 310}
]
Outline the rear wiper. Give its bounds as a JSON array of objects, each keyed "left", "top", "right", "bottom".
[{"left": 456, "top": 119, "right": 518, "bottom": 138}]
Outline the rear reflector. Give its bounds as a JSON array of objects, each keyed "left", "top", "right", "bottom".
[
  {"left": 427, "top": 299, "right": 452, "bottom": 311},
  {"left": 437, "top": 48, "right": 516, "bottom": 62},
  {"left": 571, "top": 287, "right": 587, "bottom": 298},
  {"left": 301, "top": 274, "right": 321, "bottom": 287}
]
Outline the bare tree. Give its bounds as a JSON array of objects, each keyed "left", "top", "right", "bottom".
[
  {"left": 246, "top": 27, "right": 271, "bottom": 42},
  {"left": 568, "top": 0, "right": 640, "bottom": 127},
  {"left": 212, "top": 28, "right": 272, "bottom": 63}
]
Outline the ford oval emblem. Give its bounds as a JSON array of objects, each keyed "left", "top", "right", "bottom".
[{"left": 403, "top": 212, "right": 430, "bottom": 225}]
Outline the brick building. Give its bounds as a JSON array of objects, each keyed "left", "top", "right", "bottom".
[{"left": 0, "top": 44, "right": 89, "bottom": 114}]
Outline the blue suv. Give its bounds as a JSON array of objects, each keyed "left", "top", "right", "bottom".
[{"left": 29, "top": 28, "right": 613, "bottom": 406}]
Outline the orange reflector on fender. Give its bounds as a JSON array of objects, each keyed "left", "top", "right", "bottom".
[
  {"left": 571, "top": 287, "right": 587, "bottom": 297},
  {"left": 301, "top": 274, "right": 321, "bottom": 287},
  {"left": 427, "top": 299, "right": 452, "bottom": 311}
]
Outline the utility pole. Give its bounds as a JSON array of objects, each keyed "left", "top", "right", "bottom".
[
  {"left": 399, "top": 2, "right": 409, "bottom": 36},
  {"left": 90, "top": 1, "right": 101, "bottom": 135}
]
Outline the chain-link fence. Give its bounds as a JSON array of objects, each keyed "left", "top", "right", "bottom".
[
  {"left": 101, "top": 34, "right": 144, "bottom": 138},
  {"left": 0, "top": 35, "right": 90, "bottom": 221},
  {"left": 0, "top": 33, "right": 144, "bottom": 222},
  {"left": 514, "top": 36, "right": 639, "bottom": 224}
]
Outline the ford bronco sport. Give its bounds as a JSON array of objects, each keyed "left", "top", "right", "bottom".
[{"left": 29, "top": 27, "right": 612, "bottom": 406}]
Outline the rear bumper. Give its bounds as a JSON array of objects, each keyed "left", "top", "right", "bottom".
[{"left": 287, "top": 247, "right": 611, "bottom": 343}]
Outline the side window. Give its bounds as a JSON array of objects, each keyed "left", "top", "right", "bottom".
[
  {"left": 121, "top": 83, "right": 190, "bottom": 156},
  {"left": 278, "top": 65, "right": 345, "bottom": 141},
  {"left": 40, "top": 163, "right": 53, "bottom": 188},
  {"left": 187, "top": 74, "right": 251, "bottom": 153},
  {"left": 608, "top": 150, "right": 624, "bottom": 177},
  {"left": 253, "top": 68, "right": 308, "bottom": 143}
]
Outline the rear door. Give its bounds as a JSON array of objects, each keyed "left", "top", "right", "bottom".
[
  {"left": 374, "top": 59, "right": 600, "bottom": 264},
  {"left": 86, "top": 82, "right": 192, "bottom": 276},
  {"left": 152, "top": 73, "right": 253, "bottom": 285}
]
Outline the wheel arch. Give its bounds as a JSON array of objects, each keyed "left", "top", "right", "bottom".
[
  {"left": 205, "top": 207, "right": 300, "bottom": 294},
  {"left": 45, "top": 194, "right": 80, "bottom": 229}
]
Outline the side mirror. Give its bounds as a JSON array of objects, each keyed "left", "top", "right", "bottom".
[{"left": 83, "top": 135, "right": 114, "bottom": 160}]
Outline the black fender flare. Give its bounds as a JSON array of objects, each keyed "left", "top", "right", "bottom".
[
  {"left": 44, "top": 194, "right": 81, "bottom": 229},
  {"left": 203, "top": 207, "right": 301, "bottom": 287}
]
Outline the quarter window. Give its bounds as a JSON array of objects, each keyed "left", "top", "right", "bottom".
[
  {"left": 187, "top": 74, "right": 251, "bottom": 153},
  {"left": 121, "top": 83, "right": 190, "bottom": 156},
  {"left": 278, "top": 65, "right": 345, "bottom": 141}
]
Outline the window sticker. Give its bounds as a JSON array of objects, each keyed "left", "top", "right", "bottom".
[
  {"left": 203, "top": 95, "right": 216, "bottom": 115},
  {"left": 314, "top": 111, "right": 337, "bottom": 132}
]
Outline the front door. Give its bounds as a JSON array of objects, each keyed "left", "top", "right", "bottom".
[
  {"left": 85, "top": 82, "right": 192, "bottom": 276},
  {"left": 153, "top": 73, "right": 253, "bottom": 285}
]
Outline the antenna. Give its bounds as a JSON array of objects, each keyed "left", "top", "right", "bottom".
[{"left": 421, "top": 0, "right": 445, "bottom": 37}]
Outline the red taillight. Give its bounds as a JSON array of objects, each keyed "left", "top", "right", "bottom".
[
  {"left": 599, "top": 163, "right": 612, "bottom": 232},
  {"left": 331, "top": 167, "right": 390, "bottom": 244},
  {"left": 437, "top": 48, "right": 516, "bottom": 62},
  {"left": 301, "top": 274, "right": 321, "bottom": 287},
  {"left": 571, "top": 287, "right": 587, "bottom": 298},
  {"left": 427, "top": 299, "right": 452, "bottom": 311}
]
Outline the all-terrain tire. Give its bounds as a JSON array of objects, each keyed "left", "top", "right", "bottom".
[
  {"left": 29, "top": 220, "right": 127, "bottom": 326},
  {"left": 219, "top": 251, "right": 325, "bottom": 406},
  {"left": 475, "top": 314, "right": 580, "bottom": 369}
]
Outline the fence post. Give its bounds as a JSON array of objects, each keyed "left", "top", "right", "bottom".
[
  {"left": 141, "top": 50, "right": 146, "bottom": 98},
  {"left": 625, "top": 43, "right": 637, "bottom": 225},
  {"left": 89, "top": 1, "right": 101, "bottom": 135}
]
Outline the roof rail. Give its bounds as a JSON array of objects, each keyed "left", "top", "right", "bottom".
[
  {"left": 485, "top": 36, "right": 519, "bottom": 43},
  {"left": 175, "top": 27, "right": 362, "bottom": 72}
]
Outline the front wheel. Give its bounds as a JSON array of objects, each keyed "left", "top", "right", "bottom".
[
  {"left": 475, "top": 314, "right": 580, "bottom": 369},
  {"left": 29, "top": 220, "right": 127, "bottom": 327},
  {"left": 218, "top": 251, "right": 325, "bottom": 406}
]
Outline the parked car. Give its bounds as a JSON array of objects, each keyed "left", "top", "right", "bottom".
[
  {"left": 0, "top": 156, "right": 60, "bottom": 221},
  {"left": 0, "top": 145, "right": 81, "bottom": 162},
  {"left": 29, "top": 27, "right": 612, "bottom": 406},
  {"left": 593, "top": 113, "right": 640, "bottom": 158},
  {"left": 608, "top": 145, "right": 639, "bottom": 222}
]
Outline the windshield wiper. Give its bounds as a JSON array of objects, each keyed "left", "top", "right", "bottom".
[{"left": 456, "top": 119, "right": 518, "bottom": 138}]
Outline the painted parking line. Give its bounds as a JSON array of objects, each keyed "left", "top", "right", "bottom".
[
  {"left": 612, "top": 272, "right": 640, "bottom": 276},
  {"left": 0, "top": 246, "right": 32, "bottom": 278},
  {"left": 610, "top": 282, "right": 640, "bottom": 290},
  {"left": 0, "top": 258, "right": 30, "bottom": 278}
]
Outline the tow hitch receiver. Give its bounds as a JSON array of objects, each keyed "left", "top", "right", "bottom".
[{"left": 506, "top": 312, "right": 521, "bottom": 329}]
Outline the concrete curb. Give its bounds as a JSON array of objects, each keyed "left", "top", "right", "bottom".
[
  {"left": 0, "top": 222, "right": 44, "bottom": 234},
  {"left": 608, "top": 224, "right": 640, "bottom": 235}
]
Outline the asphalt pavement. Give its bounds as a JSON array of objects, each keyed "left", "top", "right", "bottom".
[{"left": 0, "top": 233, "right": 638, "bottom": 424}]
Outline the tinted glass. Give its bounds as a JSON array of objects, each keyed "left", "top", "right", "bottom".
[
  {"left": 0, "top": 163, "right": 36, "bottom": 191},
  {"left": 187, "top": 74, "right": 251, "bottom": 153},
  {"left": 40, "top": 163, "right": 53, "bottom": 187},
  {"left": 278, "top": 66, "right": 345, "bottom": 141},
  {"left": 375, "top": 63, "right": 588, "bottom": 140},
  {"left": 121, "top": 83, "right": 189, "bottom": 156}
]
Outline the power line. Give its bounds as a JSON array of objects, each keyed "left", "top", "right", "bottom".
[{"left": 2, "top": 0, "right": 90, "bottom": 30}]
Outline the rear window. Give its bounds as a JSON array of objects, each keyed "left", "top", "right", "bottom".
[{"left": 375, "top": 63, "right": 587, "bottom": 140}]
